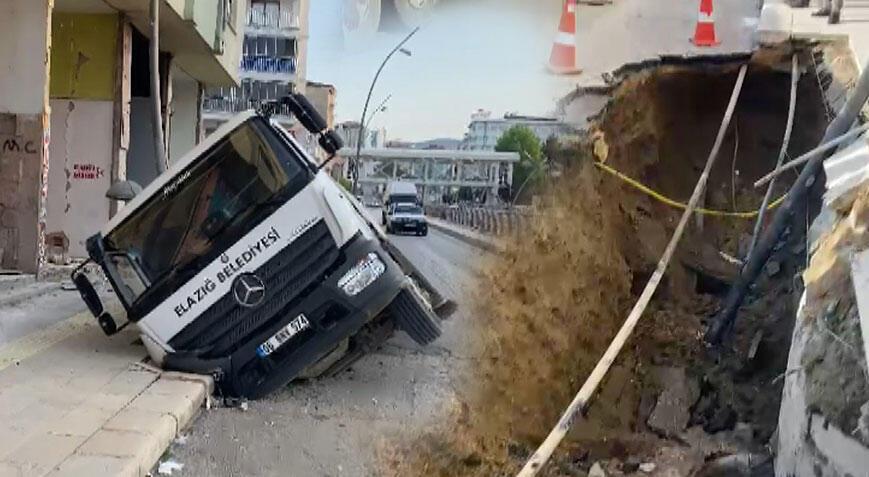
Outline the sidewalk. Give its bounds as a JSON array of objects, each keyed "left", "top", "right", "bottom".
[
  {"left": 427, "top": 218, "right": 506, "bottom": 253},
  {"left": 573, "top": 0, "right": 758, "bottom": 87},
  {"left": 792, "top": 3, "right": 869, "bottom": 69},
  {"left": 0, "top": 309, "right": 211, "bottom": 477}
]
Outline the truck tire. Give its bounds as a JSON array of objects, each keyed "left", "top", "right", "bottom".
[{"left": 390, "top": 288, "right": 441, "bottom": 345}]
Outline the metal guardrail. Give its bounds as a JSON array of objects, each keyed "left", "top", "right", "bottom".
[
  {"left": 240, "top": 56, "right": 296, "bottom": 75},
  {"left": 425, "top": 205, "right": 534, "bottom": 236},
  {"left": 247, "top": 9, "right": 300, "bottom": 30}
]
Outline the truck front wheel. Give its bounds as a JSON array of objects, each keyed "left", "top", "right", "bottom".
[{"left": 389, "top": 288, "right": 441, "bottom": 345}]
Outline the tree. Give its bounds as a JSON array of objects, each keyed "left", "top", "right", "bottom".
[{"left": 495, "top": 125, "right": 544, "bottom": 204}]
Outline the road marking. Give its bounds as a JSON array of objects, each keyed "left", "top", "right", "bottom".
[{"left": 0, "top": 311, "right": 94, "bottom": 372}]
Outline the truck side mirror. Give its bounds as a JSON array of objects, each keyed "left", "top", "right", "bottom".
[
  {"left": 318, "top": 130, "right": 344, "bottom": 156},
  {"left": 73, "top": 271, "right": 104, "bottom": 317},
  {"left": 285, "top": 93, "right": 328, "bottom": 133}
]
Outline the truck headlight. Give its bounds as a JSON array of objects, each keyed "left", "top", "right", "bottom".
[{"left": 338, "top": 253, "right": 386, "bottom": 296}]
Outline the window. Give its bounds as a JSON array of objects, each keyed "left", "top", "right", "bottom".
[{"left": 224, "top": 0, "right": 237, "bottom": 33}]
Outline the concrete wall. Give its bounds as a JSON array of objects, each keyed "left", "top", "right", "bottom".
[
  {"left": 50, "top": 14, "right": 118, "bottom": 100},
  {"left": 46, "top": 100, "right": 113, "bottom": 258},
  {"left": 0, "top": 1, "right": 51, "bottom": 115},
  {"left": 0, "top": 0, "right": 51, "bottom": 273},
  {"left": 169, "top": 67, "right": 200, "bottom": 163},
  {"left": 45, "top": 13, "right": 119, "bottom": 259}
]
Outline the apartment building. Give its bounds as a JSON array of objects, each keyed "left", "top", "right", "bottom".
[
  {"left": 202, "top": 0, "right": 310, "bottom": 140},
  {"left": 461, "top": 109, "right": 574, "bottom": 151},
  {"left": 0, "top": 0, "right": 244, "bottom": 274}
]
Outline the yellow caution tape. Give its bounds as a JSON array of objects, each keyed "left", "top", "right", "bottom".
[{"left": 593, "top": 161, "right": 786, "bottom": 219}]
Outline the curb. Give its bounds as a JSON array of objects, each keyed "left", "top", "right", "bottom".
[
  {"left": 427, "top": 220, "right": 505, "bottom": 254},
  {"left": 0, "top": 282, "right": 63, "bottom": 309}
]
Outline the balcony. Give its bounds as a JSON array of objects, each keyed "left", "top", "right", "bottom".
[
  {"left": 246, "top": 9, "right": 300, "bottom": 33},
  {"left": 239, "top": 55, "right": 296, "bottom": 81},
  {"left": 202, "top": 97, "right": 292, "bottom": 121}
]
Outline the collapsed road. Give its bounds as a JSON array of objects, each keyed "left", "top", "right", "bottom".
[{"left": 161, "top": 220, "right": 486, "bottom": 476}]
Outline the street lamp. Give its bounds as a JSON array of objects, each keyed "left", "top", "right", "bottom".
[
  {"left": 365, "top": 94, "right": 392, "bottom": 126},
  {"left": 352, "top": 27, "right": 420, "bottom": 195}
]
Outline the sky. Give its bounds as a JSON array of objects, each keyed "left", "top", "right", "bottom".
[{"left": 306, "top": 0, "right": 575, "bottom": 142}]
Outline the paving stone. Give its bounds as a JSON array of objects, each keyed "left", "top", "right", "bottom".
[
  {"left": 131, "top": 383, "right": 205, "bottom": 429},
  {"left": 98, "top": 369, "right": 160, "bottom": 397},
  {"left": 77, "top": 429, "right": 167, "bottom": 476},
  {"left": 46, "top": 406, "right": 118, "bottom": 438},
  {"left": 104, "top": 407, "right": 177, "bottom": 438},
  {"left": 46, "top": 454, "right": 137, "bottom": 477},
  {"left": 1, "top": 433, "right": 86, "bottom": 477},
  {"left": 159, "top": 371, "right": 215, "bottom": 394},
  {"left": 145, "top": 377, "right": 206, "bottom": 398},
  {"left": 87, "top": 392, "right": 137, "bottom": 411},
  {"left": 0, "top": 462, "right": 23, "bottom": 477}
]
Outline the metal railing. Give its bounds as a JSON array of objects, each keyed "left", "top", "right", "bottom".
[
  {"left": 240, "top": 55, "right": 296, "bottom": 75},
  {"left": 247, "top": 9, "right": 300, "bottom": 30},
  {"left": 202, "top": 97, "right": 292, "bottom": 118}
]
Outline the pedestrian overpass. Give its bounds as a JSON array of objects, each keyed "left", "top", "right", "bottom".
[{"left": 338, "top": 148, "right": 520, "bottom": 205}]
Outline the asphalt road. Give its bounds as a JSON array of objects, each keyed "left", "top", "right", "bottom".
[{"left": 167, "top": 226, "right": 485, "bottom": 477}]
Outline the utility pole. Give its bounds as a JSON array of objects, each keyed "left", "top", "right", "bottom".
[{"left": 353, "top": 27, "right": 419, "bottom": 195}]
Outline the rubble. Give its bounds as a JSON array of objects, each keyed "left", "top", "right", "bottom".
[
  {"left": 588, "top": 462, "right": 606, "bottom": 477},
  {"left": 645, "top": 367, "right": 699, "bottom": 438}
]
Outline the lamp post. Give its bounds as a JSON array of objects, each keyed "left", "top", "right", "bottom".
[
  {"left": 365, "top": 94, "right": 392, "bottom": 130},
  {"left": 352, "top": 26, "right": 420, "bottom": 195}
]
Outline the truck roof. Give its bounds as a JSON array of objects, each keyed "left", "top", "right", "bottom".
[{"left": 385, "top": 181, "right": 417, "bottom": 195}]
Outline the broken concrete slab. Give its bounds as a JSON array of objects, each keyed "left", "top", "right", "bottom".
[
  {"left": 589, "top": 461, "right": 607, "bottom": 477},
  {"left": 757, "top": 1, "right": 793, "bottom": 47},
  {"left": 852, "top": 248, "right": 869, "bottom": 372},
  {"left": 646, "top": 367, "right": 700, "bottom": 437}
]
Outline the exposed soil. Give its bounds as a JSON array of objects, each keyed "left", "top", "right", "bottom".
[{"left": 381, "top": 55, "right": 828, "bottom": 476}]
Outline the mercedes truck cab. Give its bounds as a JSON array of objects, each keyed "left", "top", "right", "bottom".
[{"left": 72, "top": 95, "right": 452, "bottom": 398}]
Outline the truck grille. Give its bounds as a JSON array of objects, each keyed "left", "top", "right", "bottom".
[{"left": 169, "top": 220, "right": 340, "bottom": 356}]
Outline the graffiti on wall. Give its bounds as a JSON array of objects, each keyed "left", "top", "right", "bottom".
[{"left": 72, "top": 163, "right": 105, "bottom": 180}]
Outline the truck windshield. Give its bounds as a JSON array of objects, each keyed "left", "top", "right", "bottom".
[{"left": 103, "top": 117, "right": 311, "bottom": 313}]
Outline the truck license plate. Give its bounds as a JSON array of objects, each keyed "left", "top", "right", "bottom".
[{"left": 257, "top": 314, "right": 310, "bottom": 357}]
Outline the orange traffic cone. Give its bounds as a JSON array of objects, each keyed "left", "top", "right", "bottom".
[
  {"left": 691, "top": 0, "right": 719, "bottom": 46},
  {"left": 548, "top": 0, "right": 579, "bottom": 74}
]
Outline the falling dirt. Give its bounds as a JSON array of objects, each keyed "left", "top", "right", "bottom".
[{"left": 381, "top": 54, "right": 829, "bottom": 476}]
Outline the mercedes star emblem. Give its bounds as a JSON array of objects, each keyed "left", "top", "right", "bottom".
[{"left": 232, "top": 273, "right": 266, "bottom": 307}]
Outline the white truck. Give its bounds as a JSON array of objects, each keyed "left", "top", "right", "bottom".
[
  {"left": 381, "top": 180, "right": 419, "bottom": 225},
  {"left": 72, "top": 95, "right": 453, "bottom": 398}
]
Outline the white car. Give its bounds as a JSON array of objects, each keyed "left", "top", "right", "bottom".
[{"left": 386, "top": 203, "right": 428, "bottom": 236}]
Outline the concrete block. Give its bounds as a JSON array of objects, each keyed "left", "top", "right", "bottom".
[
  {"left": 1, "top": 433, "right": 86, "bottom": 477},
  {"left": 104, "top": 407, "right": 177, "bottom": 438},
  {"left": 77, "top": 429, "right": 167, "bottom": 476},
  {"left": 757, "top": 3, "right": 793, "bottom": 46},
  {"left": 646, "top": 367, "right": 700, "bottom": 437},
  {"left": 145, "top": 377, "right": 206, "bottom": 398},
  {"left": 46, "top": 455, "right": 137, "bottom": 477},
  {"left": 46, "top": 406, "right": 118, "bottom": 437},
  {"left": 159, "top": 371, "right": 215, "bottom": 395}
]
